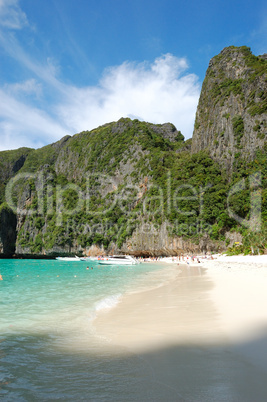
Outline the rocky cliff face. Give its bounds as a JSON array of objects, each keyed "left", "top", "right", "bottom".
[
  {"left": 0, "top": 147, "right": 33, "bottom": 204},
  {"left": 0, "top": 205, "right": 17, "bottom": 255},
  {"left": 0, "top": 47, "right": 266, "bottom": 257},
  {"left": 3, "top": 118, "right": 191, "bottom": 256},
  {"left": 120, "top": 222, "right": 224, "bottom": 256},
  {"left": 191, "top": 46, "right": 267, "bottom": 172}
]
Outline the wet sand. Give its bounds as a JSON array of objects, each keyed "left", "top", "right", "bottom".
[
  {"left": 93, "top": 258, "right": 267, "bottom": 401},
  {"left": 94, "top": 265, "right": 223, "bottom": 350}
]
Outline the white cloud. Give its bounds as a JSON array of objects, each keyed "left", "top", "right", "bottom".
[
  {"left": 0, "top": 53, "right": 200, "bottom": 151},
  {"left": 4, "top": 78, "right": 42, "bottom": 98},
  {"left": 0, "top": 1, "right": 200, "bottom": 150},
  {"left": 58, "top": 54, "right": 200, "bottom": 140},
  {"left": 0, "top": 0, "right": 28, "bottom": 29},
  {"left": 0, "top": 89, "right": 70, "bottom": 150}
]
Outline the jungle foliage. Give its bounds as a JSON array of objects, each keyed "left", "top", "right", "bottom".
[{"left": 0, "top": 118, "right": 266, "bottom": 255}]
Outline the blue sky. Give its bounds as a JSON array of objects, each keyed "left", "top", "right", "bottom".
[{"left": 0, "top": 0, "right": 266, "bottom": 151}]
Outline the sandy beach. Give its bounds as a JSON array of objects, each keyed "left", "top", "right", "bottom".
[
  {"left": 94, "top": 254, "right": 267, "bottom": 401},
  {"left": 200, "top": 255, "right": 267, "bottom": 343}
]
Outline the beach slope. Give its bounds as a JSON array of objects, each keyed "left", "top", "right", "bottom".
[{"left": 94, "top": 256, "right": 267, "bottom": 401}]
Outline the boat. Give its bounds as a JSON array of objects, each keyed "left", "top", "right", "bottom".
[
  {"left": 84, "top": 256, "right": 101, "bottom": 261},
  {"left": 56, "top": 256, "right": 83, "bottom": 261},
  {"left": 98, "top": 255, "right": 140, "bottom": 265}
]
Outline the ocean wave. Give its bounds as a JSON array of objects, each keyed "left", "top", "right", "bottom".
[
  {"left": 88, "top": 294, "right": 122, "bottom": 327},
  {"left": 94, "top": 293, "right": 122, "bottom": 313}
]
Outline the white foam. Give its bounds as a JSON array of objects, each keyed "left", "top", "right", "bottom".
[{"left": 94, "top": 294, "right": 122, "bottom": 312}]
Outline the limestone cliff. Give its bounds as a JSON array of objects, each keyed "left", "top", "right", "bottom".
[
  {"left": 0, "top": 147, "right": 33, "bottom": 204},
  {"left": 0, "top": 204, "right": 17, "bottom": 255},
  {"left": 0, "top": 47, "right": 266, "bottom": 257},
  {"left": 191, "top": 46, "right": 267, "bottom": 172}
]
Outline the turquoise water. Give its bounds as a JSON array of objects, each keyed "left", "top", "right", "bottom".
[
  {"left": 1, "top": 260, "right": 267, "bottom": 401},
  {"left": 0, "top": 259, "right": 174, "bottom": 401}
]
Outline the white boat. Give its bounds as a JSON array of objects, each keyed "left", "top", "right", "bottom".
[
  {"left": 98, "top": 255, "right": 140, "bottom": 265},
  {"left": 84, "top": 256, "right": 101, "bottom": 261},
  {"left": 56, "top": 256, "right": 83, "bottom": 261}
]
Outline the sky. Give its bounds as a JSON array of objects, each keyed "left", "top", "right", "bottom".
[{"left": 0, "top": 0, "right": 266, "bottom": 151}]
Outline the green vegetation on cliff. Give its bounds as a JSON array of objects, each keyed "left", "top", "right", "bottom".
[
  {"left": 0, "top": 116, "right": 266, "bottom": 256},
  {"left": 0, "top": 147, "right": 33, "bottom": 204},
  {"left": 192, "top": 46, "right": 267, "bottom": 175},
  {"left": 0, "top": 47, "right": 266, "bottom": 256}
]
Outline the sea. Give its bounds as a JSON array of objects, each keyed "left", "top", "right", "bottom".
[
  {"left": 0, "top": 258, "right": 177, "bottom": 401},
  {"left": 2, "top": 259, "right": 267, "bottom": 402}
]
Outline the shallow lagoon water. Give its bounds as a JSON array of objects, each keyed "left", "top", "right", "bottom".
[
  {"left": 0, "top": 259, "right": 177, "bottom": 401},
  {"left": 1, "top": 259, "right": 267, "bottom": 401}
]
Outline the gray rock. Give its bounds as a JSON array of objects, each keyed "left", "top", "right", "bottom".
[{"left": 192, "top": 46, "right": 267, "bottom": 173}]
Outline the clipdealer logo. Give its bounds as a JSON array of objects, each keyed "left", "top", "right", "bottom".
[
  {"left": 4, "top": 170, "right": 263, "bottom": 233},
  {"left": 227, "top": 172, "right": 262, "bottom": 232}
]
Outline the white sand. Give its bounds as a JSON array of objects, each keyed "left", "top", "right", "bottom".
[
  {"left": 94, "top": 264, "right": 222, "bottom": 351},
  {"left": 94, "top": 255, "right": 267, "bottom": 349},
  {"left": 202, "top": 255, "right": 267, "bottom": 340},
  {"left": 93, "top": 255, "right": 267, "bottom": 401}
]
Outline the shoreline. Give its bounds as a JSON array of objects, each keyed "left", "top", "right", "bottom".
[
  {"left": 93, "top": 263, "right": 222, "bottom": 352},
  {"left": 93, "top": 254, "right": 267, "bottom": 366},
  {"left": 0, "top": 254, "right": 57, "bottom": 259},
  {"left": 94, "top": 255, "right": 267, "bottom": 347},
  {"left": 2, "top": 255, "right": 267, "bottom": 400},
  {"left": 92, "top": 254, "right": 267, "bottom": 400}
]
